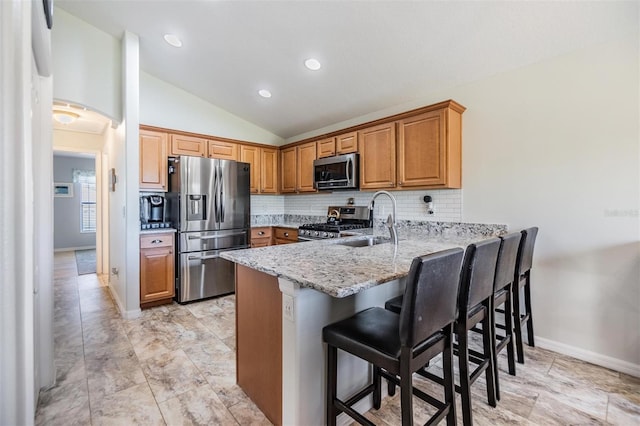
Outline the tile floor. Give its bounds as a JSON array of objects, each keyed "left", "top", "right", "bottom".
[{"left": 36, "top": 251, "right": 640, "bottom": 425}]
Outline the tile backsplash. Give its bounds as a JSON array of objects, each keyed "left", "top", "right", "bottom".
[{"left": 251, "top": 189, "right": 462, "bottom": 222}]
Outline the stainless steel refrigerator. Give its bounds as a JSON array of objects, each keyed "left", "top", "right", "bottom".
[{"left": 167, "top": 156, "right": 250, "bottom": 303}]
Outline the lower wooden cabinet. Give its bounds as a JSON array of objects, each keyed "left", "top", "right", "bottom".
[
  {"left": 251, "top": 227, "right": 273, "bottom": 247},
  {"left": 140, "top": 232, "right": 175, "bottom": 309},
  {"left": 273, "top": 227, "right": 298, "bottom": 244}
]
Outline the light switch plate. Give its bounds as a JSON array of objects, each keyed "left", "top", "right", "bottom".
[{"left": 283, "top": 294, "right": 294, "bottom": 322}]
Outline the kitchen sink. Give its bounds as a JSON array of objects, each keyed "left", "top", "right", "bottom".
[{"left": 337, "top": 236, "right": 392, "bottom": 247}]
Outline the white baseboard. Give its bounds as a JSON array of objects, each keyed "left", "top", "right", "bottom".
[
  {"left": 107, "top": 283, "right": 141, "bottom": 320},
  {"left": 54, "top": 245, "right": 96, "bottom": 252},
  {"left": 536, "top": 336, "right": 640, "bottom": 378}
]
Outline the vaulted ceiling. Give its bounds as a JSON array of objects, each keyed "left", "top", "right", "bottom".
[{"left": 55, "top": 1, "right": 635, "bottom": 139}]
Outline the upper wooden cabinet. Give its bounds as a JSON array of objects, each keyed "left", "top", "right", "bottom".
[
  {"left": 140, "top": 129, "right": 168, "bottom": 191},
  {"left": 397, "top": 107, "right": 461, "bottom": 188},
  {"left": 359, "top": 101, "right": 464, "bottom": 190},
  {"left": 170, "top": 134, "right": 206, "bottom": 157},
  {"left": 359, "top": 122, "right": 397, "bottom": 190},
  {"left": 336, "top": 131, "right": 358, "bottom": 154},
  {"left": 260, "top": 147, "right": 278, "bottom": 194},
  {"left": 317, "top": 138, "right": 336, "bottom": 158},
  {"left": 297, "top": 142, "right": 317, "bottom": 193},
  {"left": 280, "top": 142, "right": 317, "bottom": 193},
  {"left": 208, "top": 139, "right": 238, "bottom": 160},
  {"left": 241, "top": 145, "right": 278, "bottom": 194},
  {"left": 280, "top": 146, "right": 297, "bottom": 193}
]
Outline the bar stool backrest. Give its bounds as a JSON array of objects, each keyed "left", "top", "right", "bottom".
[
  {"left": 516, "top": 227, "right": 539, "bottom": 278},
  {"left": 494, "top": 233, "right": 522, "bottom": 292},
  {"left": 399, "top": 248, "right": 465, "bottom": 348},
  {"left": 459, "top": 238, "right": 501, "bottom": 313}
]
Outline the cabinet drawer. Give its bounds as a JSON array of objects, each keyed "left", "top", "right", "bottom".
[
  {"left": 273, "top": 227, "right": 298, "bottom": 242},
  {"left": 251, "top": 227, "right": 273, "bottom": 239},
  {"left": 140, "top": 233, "right": 174, "bottom": 249}
]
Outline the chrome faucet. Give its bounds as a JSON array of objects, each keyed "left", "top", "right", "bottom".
[{"left": 368, "top": 190, "right": 398, "bottom": 247}]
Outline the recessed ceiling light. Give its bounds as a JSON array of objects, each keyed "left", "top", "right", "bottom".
[
  {"left": 52, "top": 110, "right": 80, "bottom": 124},
  {"left": 163, "top": 34, "right": 182, "bottom": 48},
  {"left": 258, "top": 89, "right": 272, "bottom": 98},
  {"left": 304, "top": 58, "right": 321, "bottom": 71}
]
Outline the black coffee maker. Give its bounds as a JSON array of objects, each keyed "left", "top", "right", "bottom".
[{"left": 141, "top": 195, "right": 165, "bottom": 223}]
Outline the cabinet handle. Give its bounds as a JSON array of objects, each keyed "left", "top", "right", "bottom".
[
  {"left": 151, "top": 239, "right": 163, "bottom": 244},
  {"left": 258, "top": 231, "right": 265, "bottom": 235},
  {"left": 398, "top": 181, "right": 402, "bottom": 185},
  {"left": 284, "top": 232, "right": 289, "bottom": 237}
]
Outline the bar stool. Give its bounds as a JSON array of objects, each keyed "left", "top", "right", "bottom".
[
  {"left": 389, "top": 239, "right": 501, "bottom": 426},
  {"left": 489, "top": 232, "right": 522, "bottom": 400},
  {"left": 323, "top": 248, "right": 465, "bottom": 426},
  {"left": 512, "top": 227, "right": 539, "bottom": 363}
]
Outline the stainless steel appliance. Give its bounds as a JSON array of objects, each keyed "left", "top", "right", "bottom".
[
  {"left": 167, "top": 156, "right": 251, "bottom": 303},
  {"left": 298, "top": 206, "right": 372, "bottom": 241},
  {"left": 313, "top": 153, "right": 359, "bottom": 190}
]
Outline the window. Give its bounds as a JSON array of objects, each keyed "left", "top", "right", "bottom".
[{"left": 74, "top": 169, "right": 96, "bottom": 233}]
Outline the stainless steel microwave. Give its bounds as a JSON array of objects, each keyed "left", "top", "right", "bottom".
[{"left": 313, "top": 153, "right": 359, "bottom": 190}]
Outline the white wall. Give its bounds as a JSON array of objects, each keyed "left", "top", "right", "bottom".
[
  {"left": 454, "top": 36, "right": 639, "bottom": 371},
  {"left": 0, "top": 0, "right": 54, "bottom": 423},
  {"left": 53, "top": 129, "right": 105, "bottom": 151},
  {"left": 51, "top": 8, "right": 122, "bottom": 122},
  {"left": 140, "top": 72, "right": 284, "bottom": 146}
]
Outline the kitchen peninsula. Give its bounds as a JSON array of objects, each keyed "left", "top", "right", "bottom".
[{"left": 221, "top": 223, "right": 505, "bottom": 425}]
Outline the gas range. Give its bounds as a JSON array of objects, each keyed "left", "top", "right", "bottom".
[{"left": 298, "top": 206, "right": 372, "bottom": 241}]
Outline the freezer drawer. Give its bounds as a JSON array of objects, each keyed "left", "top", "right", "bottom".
[
  {"left": 177, "top": 248, "right": 244, "bottom": 303},
  {"left": 179, "top": 229, "right": 249, "bottom": 253}
]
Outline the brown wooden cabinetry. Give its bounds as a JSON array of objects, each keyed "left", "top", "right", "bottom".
[
  {"left": 317, "top": 138, "right": 336, "bottom": 158},
  {"left": 251, "top": 227, "right": 273, "bottom": 247},
  {"left": 242, "top": 145, "right": 278, "bottom": 194},
  {"left": 297, "top": 142, "right": 317, "bottom": 193},
  {"left": 140, "top": 232, "right": 175, "bottom": 308},
  {"left": 336, "top": 131, "right": 358, "bottom": 154},
  {"left": 397, "top": 107, "right": 462, "bottom": 188},
  {"left": 139, "top": 129, "right": 168, "bottom": 191},
  {"left": 280, "top": 146, "right": 297, "bottom": 193},
  {"left": 273, "top": 227, "right": 298, "bottom": 244},
  {"left": 207, "top": 139, "right": 238, "bottom": 160},
  {"left": 170, "top": 134, "right": 207, "bottom": 157},
  {"left": 359, "top": 122, "right": 397, "bottom": 190}
]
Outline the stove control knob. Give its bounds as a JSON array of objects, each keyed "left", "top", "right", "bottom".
[
  {"left": 322, "top": 232, "right": 328, "bottom": 238},
  {"left": 314, "top": 231, "right": 320, "bottom": 237},
  {"left": 329, "top": 233, "right": 335, "bottom": 238}
]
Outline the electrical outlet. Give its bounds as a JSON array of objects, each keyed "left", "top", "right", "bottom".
[{"left": 283, "top": 294, "right": 294, "bottom": 322}]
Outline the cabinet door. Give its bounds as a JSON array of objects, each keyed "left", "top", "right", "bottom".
[
  {"left": 139, "top": 129, "right": 168, "bottom": 191},
  {"left": 280, "top": 147, "right": 297, "bottom": 193},
  {"left": 359, "top": 123, "right": 396, "bottom": 189},
  {"left": 170, "top": 134, "right": 206, "bottom": 157},
  {"left": 240, "top": 145, "right": 261, "bottom": 194},
  {"left": 397, "top": 110, "right": 447, "bottom": 188},
  {"left": 140, "top": 247, "right": 175, "bottom": 304},
  {"left": 208, "top": 139, "right": 238, "bottom": 160},
  {"left": 260, "top": 147, "right": 278, "bottom": 194},
  {"left": 336, "top": 131, "right": 358, "bottom": 154},
  {"left": 296, "top": 142, "right": 317, "bottom": 192},
  {"left": 316, "top": 138, "right": 336, "bottom": 158}
]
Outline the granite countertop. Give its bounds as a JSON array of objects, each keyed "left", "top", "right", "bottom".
[{"left": 221, "top": 232, "right": 495, "bottom": 298}]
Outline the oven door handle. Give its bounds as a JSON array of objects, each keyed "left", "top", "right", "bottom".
[{"left": 297, "top": 236, "right": 314, "bottom": 242}]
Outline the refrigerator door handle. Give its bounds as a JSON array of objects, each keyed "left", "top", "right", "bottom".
[
  {"left": 218, "top": 163, "right": 225, "bottom": 222},
  {"left": 187, "top": 232, "right": 247, "bottom": 240},
  {"left": 187, "top": 254, "right": 220, "bottom": 261}
]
